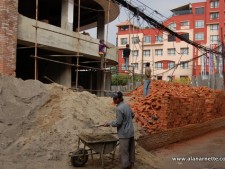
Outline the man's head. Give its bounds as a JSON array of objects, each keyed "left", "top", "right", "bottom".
[
  {"left": 126, "top": 44, "right": 129, "bottom": 48},
  {"left": 112, "top": 91, "right": 123, "bottom": 104},
  {"left": 146, "top": 62, "right": 150, "bottom": 67},
  {"left": 100, "top": 39, "right": 104, "bottom": 43}
]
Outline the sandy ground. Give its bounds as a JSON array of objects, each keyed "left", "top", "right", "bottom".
[{"left": 1, "top": 75, "right": 225, "bottom": 169}]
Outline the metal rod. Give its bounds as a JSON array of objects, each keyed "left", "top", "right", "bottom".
[{"left": 34, "top": 0, "right": 39, "bottom": 80}]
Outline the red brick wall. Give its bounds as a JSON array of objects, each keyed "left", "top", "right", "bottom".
[
  {"left": 138, "top": 116, "right": 225, "bottom": 150},
  {"left": 0, "top": 0, "right": 18, "bottom": 76}
]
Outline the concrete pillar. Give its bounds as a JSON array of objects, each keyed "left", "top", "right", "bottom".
[
  {"left": 60, "top": 0, "right": 73, "bottom": 87},
  {"left": 59, "top": 57, "right": 72, "bottom": 88},
  {"left": 97, "top": 11, "right": 105, "bottom": 40},
  {"left": 61, "top": 0, "right": 74, "bottom": 31},
  {"left": 0, "top": 0, "right": 18, "bottom": 76}
]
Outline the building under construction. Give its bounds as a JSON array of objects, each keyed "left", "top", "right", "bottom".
[{"left": 0, "top": 0, "right": 119, "bottom": 95}]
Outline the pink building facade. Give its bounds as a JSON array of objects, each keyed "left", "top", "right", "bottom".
[{"left": 117, "top": 0, "right": 225, "bottom": 81}]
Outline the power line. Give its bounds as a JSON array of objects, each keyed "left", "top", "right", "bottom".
[{"left": 112, "top": 0, "right": 222, "bottom": 55}]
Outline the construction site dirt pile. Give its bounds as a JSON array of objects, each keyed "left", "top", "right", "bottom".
[
  {"left": 129, "top": 80, "right": 225, "bottom": 134},
  {"left": 0, "top": 75, "right": 155, "bottom": 169}
]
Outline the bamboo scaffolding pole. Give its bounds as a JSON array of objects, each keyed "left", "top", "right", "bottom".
[
  {"left": 34, "top": 0, "right": 39, "bottom": 80},
  {"left": 30, "top": 55, "right": 106, "bottom": 71},
  {"left": 103, "top": 0, "right": 111, "bottom": 93},
  {"left": 75, "top": 0, "right": 81, "bottom": 89},
  {"left": 17, "top": 45, "right": 44, "bottom": 49},
  {"left": 32, "top": 25, "right": 100, "bottom": 45},
  {"left": 36, "top": 54, "right": 83, "bottom": 57}
]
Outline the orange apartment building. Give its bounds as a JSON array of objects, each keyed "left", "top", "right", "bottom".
[{"left": 117, "top": 0, "right": 225, "bottom": 81}]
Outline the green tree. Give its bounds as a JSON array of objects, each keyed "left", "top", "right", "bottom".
[
  {"left": 111, "top": 74, "right": 129, "bottom": 86},
  {"left": 172, "top": 77, "right": 191, "bottom": 85}
]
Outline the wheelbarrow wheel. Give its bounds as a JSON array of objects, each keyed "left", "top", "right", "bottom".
[{"left": 71, "top": 148, "right": 88, "bottom": 167}]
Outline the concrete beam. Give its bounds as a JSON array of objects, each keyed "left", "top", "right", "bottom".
[{"left": 17, "top": 15, "right": 118, "bottom": 64}]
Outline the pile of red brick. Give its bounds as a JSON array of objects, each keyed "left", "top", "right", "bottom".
[{"left": 128, "top": 80, "right": 225, "bottom": 134}]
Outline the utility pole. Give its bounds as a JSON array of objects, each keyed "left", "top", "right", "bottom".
[
  {"left": 132, "top": 66, "right": 135, "bottom": 89},
  {"left": 128, "top": 0, "right": 131, "bottom": 46},
  {"left": 141, "top": 36, "right": 144, "bottom": 81},
  {"left": 221, "top": 27, "right": 225, "bottom": 88}
]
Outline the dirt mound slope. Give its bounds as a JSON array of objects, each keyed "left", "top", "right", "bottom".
[{"left": 0, "top": 75, "right": 156, "bottom": 169}]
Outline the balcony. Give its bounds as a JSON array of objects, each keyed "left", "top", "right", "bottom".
[
  {"left": 172, "top": 10, "right": 192, "bottom": 16},
  {"left": 171, "top": 3, "right": 192, "bottom": 16}
]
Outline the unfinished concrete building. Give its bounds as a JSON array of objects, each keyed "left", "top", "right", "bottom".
[{"left": 0, "top": 0, "right": 119, "bottom": 95}]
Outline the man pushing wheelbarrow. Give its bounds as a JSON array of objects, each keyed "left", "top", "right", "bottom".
[
  {"left": 104, "top": 91, "right": 135, "bottom": 169},
  {"left": 69, "top": 91, "right": 135, "bottom": 169}
]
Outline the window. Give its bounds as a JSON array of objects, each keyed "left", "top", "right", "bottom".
[
  {"left": 180, "top": 33, "right": 189, "bottom": 40},
  {"left": 121, "top": 64, "right": 126, "bottom": 70},
  {"left": 131, "top": 63, "right": 138, "bottom": 69},
  {"left": 210, "top": 24, "right": 219, "bottom": 30},
  {"left": 120, "top": 26, "right": 129, "bottom": 31},
  {"left": 121, "top": 38, "right": 127, "bottom": 45},
  {"left": 132, "top": 50, "right": 139, "bottom": 57},
  {"left": 168, "top": 23, "right": 176, "bottom": 30},
  {"left": 167, "top": 76, "right": 173, "bottom": 81},
  {"left": 181, "top": 21, "right": 190, "bottom": 26},
  {"left": 144, "top": 36, "right": 151, "bottom": 43},
  {"left": 210, "top": 35, "right": 219, "bottom": 43},
  {"left": 143, "top": 63, "right": 150, "bottom": 68},
  {"left": 210, "top": 12, "right": 219, "bottom": 19},
  {"left": 155, "top": 35, "right": 163, "bottom": 43},
  {"left": 155, "top": 62, "right": 163, "bottom": 69},
  {"left": 195, "top": 20, "right": 204, "bottom": 28},
  {"left": 180, "top": 48, "right": 189, "bottom": 55},
  {"left": 132, "top": 37, "right": 140, "bottom": 44},
  {"left": 180, "top": 62, "right": 188, "bottom": 69},
  {"left": 168, "top": 34, "right": 176, "bottom": 42},
  {"left": 155, "top": 49, "right": 163, "bottom": 56},
  {"left": 157, "top": 76, "right": 162, "bottom": 80},
  {"left": 168, "top": 62, "right": 175, "bottom": 69},
  {"left": 143, "top": 50, "right": 150, "bottom": 57},
  {"left": 210, "top": 1, "right": 219, "bottom": 8},
  {"left": 195, "top": 7, "right": 204, "bottom": 14},
  {"left": 167, "top": 48, "right": 176, "bottom": 55},
  {"left": 195, "top": 33, "right": 204, "bottom": 40}
]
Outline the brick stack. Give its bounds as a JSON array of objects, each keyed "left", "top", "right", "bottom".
[{"left": 129, "top": 80, "right": 225, "bottom": 134}]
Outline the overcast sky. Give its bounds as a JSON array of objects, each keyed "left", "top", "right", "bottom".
[{"left": 87, "top": 0, "right": 203, "bottom": 45}]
